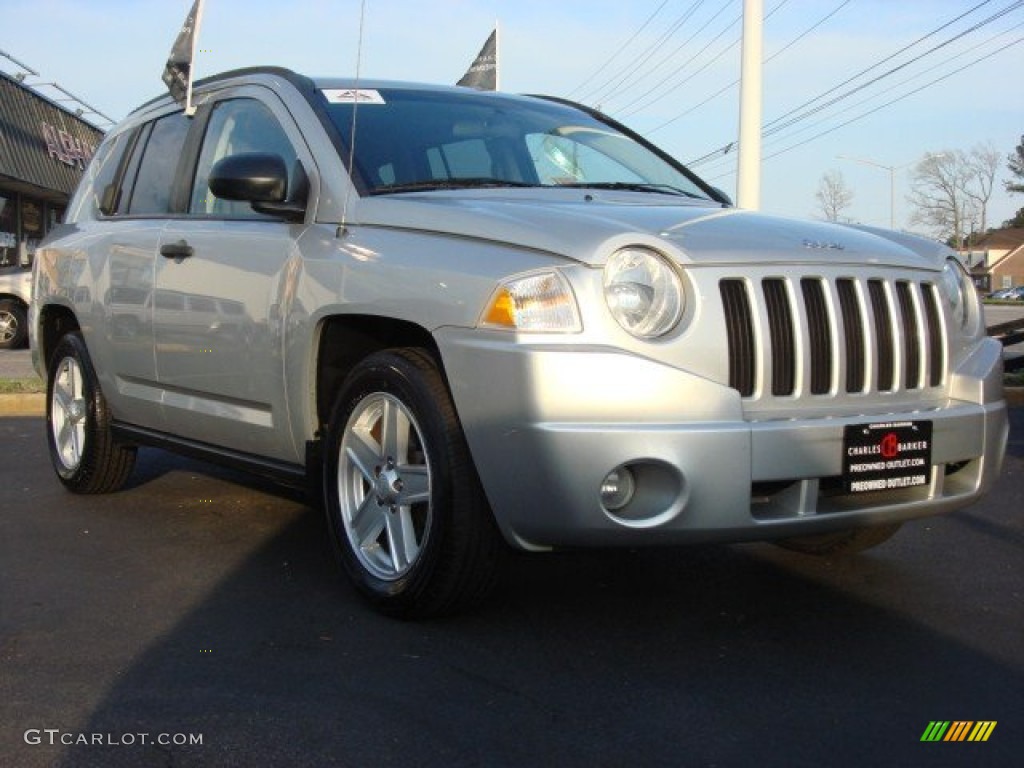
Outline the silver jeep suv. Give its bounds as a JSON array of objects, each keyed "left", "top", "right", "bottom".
[{"left": 32, "top": 68, "right": 1008, "bottom": 617}]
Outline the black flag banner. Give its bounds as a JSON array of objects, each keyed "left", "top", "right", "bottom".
[
  {"left": 457, "top": 28, "right": 498, "bottom": 91},
  {"left": 162, "top": 0, "right": 205, "bottom": 111}
]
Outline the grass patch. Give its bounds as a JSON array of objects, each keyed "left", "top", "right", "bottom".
[
  {"left": 0, "top": 377, "right": 45, "bottom": 394},
  {"left": 1006, "top": 371, "right": 1024, "bottom": 388}
]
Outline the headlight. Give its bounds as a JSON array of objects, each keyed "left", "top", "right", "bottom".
[
  {"left": 940, "top": 258, "right": 970, "bottom": 330},
  {"left": 480, "top": 271, "right": 581, "bottom": 332},
  {"left": 603, "top": 247, "right": 684, "bottom": 338}
]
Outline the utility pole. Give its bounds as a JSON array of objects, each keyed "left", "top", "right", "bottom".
[{"left": 736, "top": 0, "right": 763, "bottom": 210}]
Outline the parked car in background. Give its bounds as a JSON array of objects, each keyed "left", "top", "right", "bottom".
[
  {"left": 31, "top": 68, "right": 1009, "bottom": 618},
  {"left": 0, "top": 266, "right": 31, "bottom": 349},
  {"left": 987, "top": 286, "right": 1024, "bottom": 300}
]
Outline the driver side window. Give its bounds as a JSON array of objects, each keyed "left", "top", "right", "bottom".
[{"left": 190, "top": 99, "right": 298, "bottom": 218}]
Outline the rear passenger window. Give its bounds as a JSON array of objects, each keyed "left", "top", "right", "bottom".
[
  {"left": 86, "top": 131, "right": 131, "bottom": 216},
  {"left": 127, "top": 113, "right": 190, "bottom": 215}
]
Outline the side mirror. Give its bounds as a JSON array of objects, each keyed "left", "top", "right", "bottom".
[
  {"left": 208, "top": 153, "right": 308, "bottom": 222},
  {"left": 209, "top": 153, "right": 288, "bottom": 203}
]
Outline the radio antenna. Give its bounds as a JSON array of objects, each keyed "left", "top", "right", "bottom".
[{"left": 339, "top": 0, "right": 368, "bottom": 235}]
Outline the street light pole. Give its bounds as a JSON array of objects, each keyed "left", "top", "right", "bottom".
[{"left": 837, "top": 155, "right": 912, "bottom": 230}]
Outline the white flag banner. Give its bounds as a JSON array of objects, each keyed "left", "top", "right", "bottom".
[
  {"left": 162, "top": 0, "right": 206, "bottom": 114},
  {"left": 457, "top": 28, "right": 498, "bottom": 91}
]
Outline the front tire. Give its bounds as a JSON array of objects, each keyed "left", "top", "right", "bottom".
[
  {"left": 323, "top": 348, "right": 502, "bottom": 618},
  {"left": 46, "top": 332, "right": 136, "bottom": 493}
]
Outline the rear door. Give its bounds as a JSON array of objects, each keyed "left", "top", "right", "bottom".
[{"left": 87, "top": 111, "right": 191, "bottom": 427}]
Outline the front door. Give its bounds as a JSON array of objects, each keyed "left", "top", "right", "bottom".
[{"left": 152, "top": 93, "right": 309, "bottom": 462}]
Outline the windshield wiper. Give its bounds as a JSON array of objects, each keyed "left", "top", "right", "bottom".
[
  {"left": 374, "top": 178, "right": 538, "bottom": 194},
  {"left": 556, "top": 181, "right": 701, "bottom": 198}
]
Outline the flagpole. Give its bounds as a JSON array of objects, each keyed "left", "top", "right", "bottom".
[{"left": 184, "top": 0, "right": 206, "bottom": 116}]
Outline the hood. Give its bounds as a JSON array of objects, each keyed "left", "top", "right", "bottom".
[{"left": 351, "top": 189, "right": 941, "bottom": 270}]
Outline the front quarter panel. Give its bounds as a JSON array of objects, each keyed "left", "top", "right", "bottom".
[{"left": 285, "top": 224, "right": 578, "bottom": 447}]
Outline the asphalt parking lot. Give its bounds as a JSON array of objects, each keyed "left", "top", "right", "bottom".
[
  {"left": 1, "top": 302, "right": 1022, "bottom": 766},
  {"left": 1, "top": 406, "right": 1022, "bottom": 767}
]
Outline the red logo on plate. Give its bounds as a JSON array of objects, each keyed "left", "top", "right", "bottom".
[{"left": 880, "top": 432, "right": 900, "bottom": 459}]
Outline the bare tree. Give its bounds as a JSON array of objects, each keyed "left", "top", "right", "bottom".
[
  {"left": 815, "top": 170, "right": 854, "bottom": 222},
  {"left": 907, "top": 150, "right": 978, "bottom": 248},
  {"left": 965, "top": 143, "right": 1000, "bottom": 234}
]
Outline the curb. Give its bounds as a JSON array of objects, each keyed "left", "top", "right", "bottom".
[
  {"left": 1, "top": 390, "right": 1020, "bottom": 418},
  {"left": 0, "top": 393, "right": 45, "bottom": 417}
]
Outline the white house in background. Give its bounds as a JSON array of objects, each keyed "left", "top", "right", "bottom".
[{"left": 963, "top": 229, "right": 1024, "bottom": 292}]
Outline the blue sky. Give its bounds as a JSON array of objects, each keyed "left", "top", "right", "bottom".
[{"left": 3, "top": 0, "right": 1022, "bottom": 231}]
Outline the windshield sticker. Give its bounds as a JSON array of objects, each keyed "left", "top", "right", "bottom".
[{"left": 321, "top": 89, "right": 386, "bottom": 105}]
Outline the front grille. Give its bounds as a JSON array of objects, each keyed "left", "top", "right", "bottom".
[
  {"left": 720, "top": 279, "right": 756, "bottom": 397},
  {"left": 801, "top": 278, "right": 832, "bottom": 395},
  {"left": 720, "top": 275, "right": 945, "bottom": 400}
]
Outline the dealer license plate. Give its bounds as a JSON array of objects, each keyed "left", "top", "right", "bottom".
[{"left": 842, "top": 421, "right": 932, "bottom": 494}]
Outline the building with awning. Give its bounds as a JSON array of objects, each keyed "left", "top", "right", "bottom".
[{"left": 0, "top": 70, "right": 104, "bottom": 267}]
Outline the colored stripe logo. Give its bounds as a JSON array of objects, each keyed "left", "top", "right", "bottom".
[{"left": 921, "top": 721, "right": 997, "bottom": 742}]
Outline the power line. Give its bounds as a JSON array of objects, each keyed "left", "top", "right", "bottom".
[
  {"left": 585, "top": 0, "right": 711, "bottom": 108},
  {"left": 763, "top": 37, "right": 1024, "bottom": 163},
  {"left": 576, "top": 1, "right": 714, "bottom": 106},
  {"left": 616, "top": 0, "right": 800, "bottom": 119},
  {"left": 698, "top": 35, "right": 1023, "bottom": 183},
  {"left": 757, "top": 19, "right": 1024, "bottom": 157},
  {"left": 611, "top": 3, "right": 744, "bottom": 115},
  {"left": 566, "top": 0, "right": 672, "bottom": 99},
  {"left": 685, "top": 0, "right": 1022, "bottom": 167},
  {"left": 761, "top": 0, "right": 1002, "bottom": 135},
  {"left": 642, "top": 0, "right": 853, "bottom": 135},
  {"left": 763, "top": 0, "right": 851, "bottom": 64},
  {"left": 762, "top": 0, "right": 1024, "bottom": 138}
]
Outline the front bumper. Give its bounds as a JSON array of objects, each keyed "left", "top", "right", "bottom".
[{"left": 439, "top": 329, "right": 1008, "bottom": 550}]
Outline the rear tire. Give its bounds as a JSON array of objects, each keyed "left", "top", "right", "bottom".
[
  {"left": 46, "top": 332, "right": 136, "bottom": 493},
  {"left": 774, "top": 523, "right": 902, "bottom": 556},
  {"left": 0, "top": 299, "right": 27, "bottom": 349},
  {"left": 323, "top": 348, "right": 503, "bottom": 619}
]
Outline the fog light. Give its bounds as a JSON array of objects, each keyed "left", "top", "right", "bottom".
[{"left": 600, "top": 467, "right": 636, "bottom": 511}]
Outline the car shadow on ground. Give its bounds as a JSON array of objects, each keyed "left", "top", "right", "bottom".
[
  {"left": 43, "top": 516, "right": 1024, "bottom": 765},
  {"left": 41, "top": 525, "right": 1024, "bottom": 767},
  {"left": 3, "top": 413, "right": 1021, "bottom": 767}
]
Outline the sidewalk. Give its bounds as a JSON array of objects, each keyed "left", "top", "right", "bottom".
[{"left": 0, "top": 348, "right": 42, "bottom": 415}]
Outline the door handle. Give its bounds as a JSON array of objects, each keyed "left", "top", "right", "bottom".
[{"left": 160, "top": 240, "right": 194, "bottom": 259}]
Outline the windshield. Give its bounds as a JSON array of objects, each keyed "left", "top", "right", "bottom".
[{"left": 319, "top": 87, "right": 717, "bottom": 200}]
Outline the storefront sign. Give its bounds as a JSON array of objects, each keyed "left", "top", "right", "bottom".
[{"left": 41, "top": 122, "right": 96, "bottom": 169}]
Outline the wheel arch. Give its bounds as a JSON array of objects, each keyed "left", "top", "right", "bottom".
[
  {"left": 314, "top": 314, "right": 443, "bottom": 430},
  {"left": 37, "top": 304, "right": 82, "bottom": 373},
  {"left": 0, "top": 292, "right": 28, "bottom": 307}
]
